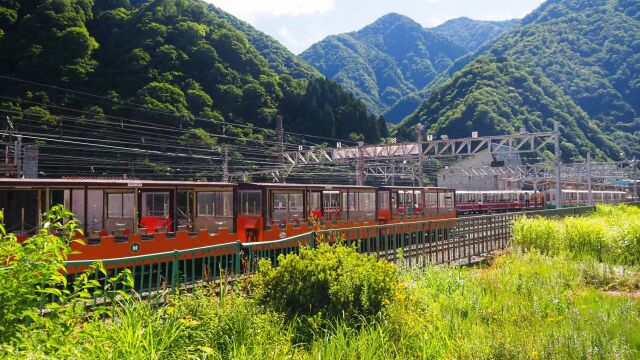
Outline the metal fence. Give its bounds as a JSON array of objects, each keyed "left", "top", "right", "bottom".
[{"left": 63, "top": 204, "right": 610, "bottom": 296}]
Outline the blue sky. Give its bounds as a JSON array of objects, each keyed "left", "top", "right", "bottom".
[{"left": 205, "top": 0, "right": 546, "bottom": 54}]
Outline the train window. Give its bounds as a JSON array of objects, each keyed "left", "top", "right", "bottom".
[
  {"left": 348, "top": 192, "right": 357, "bottom": 211},
  {"left": 310, "top": 192, "right": 321, "bottom": 211},
  {"left": 87, "top": 190, "right": 103, "bottom": 232},
  {"left": 50, "top": 189, "right": 85, "bottom": 224},
  {"left": 0, "top": 190, "right": 39, "bottom": 233},
  {"left": 240, "top": 191, "right": 262, "bottom": 216},
  {"left": 70, "top": 190, "right": 85, "bottom": 224},
  {"left": 378, "top": 191, "right": 389, "bottom": 210},
  {"left": 438, "top": 191, "right": 446, "bottom": 208},
  {"left": 197, "top": 191, "right": 233, "bottom": 217},
  {"left": 289, "top": 193, "right": 303, "bottom": 212},
  {"left": 176, "top": 190, "right": 193, "bottom": 230},
  {"left": 323, "top": 191, "right": 340, "bottom": 210},
  {"left": 50, "top": 189, "right": 68, "bottom": 209},
  {"left": 405, "top": 191, "right": 415, "bottom": 208},
  {"left": 271, "top": 192, "right": 303, "bottom": 222},
  {"left": 142, "top": 192, "right": 169, "bottom": 217},
  {"left": 273, "top": 193, "right": 287, "bottom": 210},
  {"left": 354, "top": 192, "right": 375, "bottom": 211},
  {"left": 443, "top": 191, "right": 454, "bottom": 208},
  {"left": 425, "top": 192, "right": 437, "bottom": 208},
  {"left": 108, "top": 193, "right": 134, "bottom": 218}
]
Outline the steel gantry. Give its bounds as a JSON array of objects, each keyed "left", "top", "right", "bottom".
[{"left": 271, "top": 125, "right": 563, "bottom": 205}]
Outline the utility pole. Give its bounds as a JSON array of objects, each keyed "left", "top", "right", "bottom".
[
  {"left": 222, "top": 145, "right": 229, "bottom": 183},
  {"left": 533, "top": 165, "right": 539, "bottom": 207},
  {"left": 416, "top": 123, "right": 425, "bottom": 187},
  {"left": 276, "top": 115, "right": 284, "bottom": 183},
  {"left": 222, "top": 123, "right": 229, "bottom": 182},
  {"left": 587, "top": 152, "right": 593, "bottom": 205},
  {"left": 553, "top": 121, "right": 562, "bottom": 208},
  {"left": 14, "top": 135, "right": 22, "bottom": 179},
  {"left": 356, "top": 141, "right": 365, "bottom": 186},
  {"left": 390, "top": 163, "right": 395, "bottom": 186}
]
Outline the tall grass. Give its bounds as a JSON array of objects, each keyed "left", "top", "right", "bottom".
[
  {"left": 9, "top": 251, "right": 640, "bottom": 359},
  {"left": 5, "top": 204, "right": 640, "bottom": 359},
  {"left": 514, "top": 204, "right": 640, "bottom": 266}
]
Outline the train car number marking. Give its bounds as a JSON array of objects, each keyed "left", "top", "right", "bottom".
[{"left": 130, "top": 242, "right": 141, "bottom": 253}]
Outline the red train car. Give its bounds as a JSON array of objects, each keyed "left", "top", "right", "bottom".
[
  {"left": 0, "top": 179, "right": 458, "bottom": 262},
  {"left": 235, "top": 184, "right": 457, "bottom": 242},
  {"left": 455, "top": 190, "right": 543, "bottom": 215},
  {"left": 0, "top": 179, "right": 238, "bottom": 261}
]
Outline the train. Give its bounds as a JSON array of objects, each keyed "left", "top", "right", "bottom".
[
  {"left": 0, "top": 179, "right": 455, "bottom": 262},
  {"left": 456, "top": 189, "right": 628, "bottom": 214},
  {"left": 0, "top": 178, "right": 629, "bottom": 262}
]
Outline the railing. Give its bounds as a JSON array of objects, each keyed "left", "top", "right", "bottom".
[{"left": 64, "top": 205, "right": 606, "bottom": 296}]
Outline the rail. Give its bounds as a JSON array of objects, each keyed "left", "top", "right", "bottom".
[{"left": 60, "top": 204, "right": 614, "bottom": 297}]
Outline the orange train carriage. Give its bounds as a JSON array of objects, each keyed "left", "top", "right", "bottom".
[
  {"left": 235, "top": 183, "right": 457, "bottom": 242},
  {"left": 0, "top": 179, "right": 457, "bottom": 264}
]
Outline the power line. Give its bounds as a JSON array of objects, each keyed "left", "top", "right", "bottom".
[{"left": 0, "top": 74, "right": 360, "bottom": 145}]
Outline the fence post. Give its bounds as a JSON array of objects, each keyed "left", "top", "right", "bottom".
[
  {"left": 235, "top": 240, "right": 242, "bottom": 275},
  {"left": 171, "top": 250, "right": 179, "bottom": 295},
  {"left": 309, "top": 231, "right": 316, "bottom": 249}
]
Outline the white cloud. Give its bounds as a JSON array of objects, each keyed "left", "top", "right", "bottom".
[
  {"left": 277, "top": 26, "right": 299, "bottom": 48},
  {"left": 207, "top": 0, "right": 335, "bottom": 20}
]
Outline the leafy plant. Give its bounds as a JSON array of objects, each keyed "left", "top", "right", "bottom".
[
  {"left": 250, "top": 244, "right": 398, "bottom": 323},
  {"left": 0, "top": 205, "right": 133, "bottom": 355}
]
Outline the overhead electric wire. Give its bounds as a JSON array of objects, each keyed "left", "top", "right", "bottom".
[{"left": 0, "top": 74, "right": 360, "bottom": 145}]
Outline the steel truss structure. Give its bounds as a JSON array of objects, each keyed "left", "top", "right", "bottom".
[{"left": 275, "top": 128, "right": 559, "bottom": 184}]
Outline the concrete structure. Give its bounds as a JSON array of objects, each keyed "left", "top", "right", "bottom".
[{"left": 437, "top": 145, "right": 522, "bottom": 191}]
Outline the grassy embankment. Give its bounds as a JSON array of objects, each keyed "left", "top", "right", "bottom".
[{"left": 1, "top": 205, "right": 639, "bottom": 359}]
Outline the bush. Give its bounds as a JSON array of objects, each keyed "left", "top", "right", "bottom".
[
  {"left": 0, "top": 206, "right": 79, "bottom": 343},
  {"left": 250, "top": 244, "right": 398, "bottom": 322},
  {"left": 0, "top": 206, "right": 132, "bottom": 356}
]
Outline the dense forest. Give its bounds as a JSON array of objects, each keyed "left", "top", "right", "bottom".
[
  {"left": 396, "top": 56, "right": 620, "bottom": 161},
  {"left": 0, "top": 0, "right": 387, "bottom": 146},
  {"left": 431, "top": 17, "right": 518, "bottom": 53},
  {"left": 301, "top": 13, "right": 516, "bottom": 122},
  {"left": 400, "top": 0, "right": 640, "bottom": 160}
]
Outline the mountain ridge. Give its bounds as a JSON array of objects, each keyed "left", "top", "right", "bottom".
[
  {"left": 398, "top": 0, "right": 640, "bottom": 160},
  {"left": 301, "top": 13, "right": 517, "bottom": 121}
]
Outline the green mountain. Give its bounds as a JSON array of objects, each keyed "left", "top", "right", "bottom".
[
  {"left": 432, "top": 17, "right": 519, "bottom": 52},
  {"left": 0, "top": 0, "right": 387, "bottom": 150},
  {"left": 400, "top": 0, "right": 640, "bottom": 160},
  {"left": 396, "top": 56, "right": 620, "bottom": 160},
  {"left": 300, "top": 13, "right": 516, "bottom": 122}
]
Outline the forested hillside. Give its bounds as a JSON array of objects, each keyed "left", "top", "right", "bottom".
[
  {"left": 301, "top": 13, "right": 515, "bottom": 122},
  {"left": 0, "top": 0, "right": 387, "bottom": 148},
  {"left": 396, "top": 56, "right": 620, "bottom": 160},
  {"left": 432, "top": 17, "right": 518, "bottom": 52},
  {"left": 401, "top": 0, "right": 640, "bottom": 159}
]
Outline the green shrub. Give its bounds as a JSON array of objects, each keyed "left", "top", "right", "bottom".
[
  {"left": 168, "top": 288, "right": 296, "bottom": 359},
  {"left": 250, "top": 244, "right": 398, "bottom": 322},
  {"left": 0, "top": 206, "right": 81, "bottom": 343},
  {"left": 0, "top": 206, "right": 132, "bottom": 356}
]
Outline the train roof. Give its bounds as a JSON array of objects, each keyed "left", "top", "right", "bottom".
[
  {"left": 239, "top": 183, "right": 375, "bottom": 190},
  {"left": 0, "top": 178, "right": 235, "bottom": 188},
  {"left": 377, "top": 185, "right": 456, "bottom": 191}
]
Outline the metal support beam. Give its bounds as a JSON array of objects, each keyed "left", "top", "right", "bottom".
[
  {"left": 554, "top": 121, "right": 562, "bottom": 208},
  {"left": 587, "top": 152, "right": 593, "bottom": 205},
  {"left": 276, "top": 115, "right": 284, "bottom": 183},
  {"left": 416, "top": 124, "right": 425, "bottom": 186},
  {"left": 356, "top": 141, "right": 365, "bottom": 186}
]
